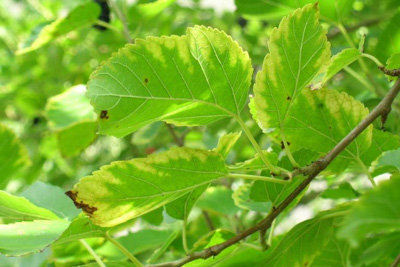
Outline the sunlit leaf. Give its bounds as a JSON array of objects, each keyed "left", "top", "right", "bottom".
[
  {"left": 45, "top": 85, "right": 96, "bottom": 129},
  {"left": 69, "top": 147, "right": 228, "bottom": 226},
  {"left": 0, "top": 220, "right": 70, "bottom": 256},
  {"left": 284, "top": 89, "right": 372, "bottom": 162},
  {"left": 87, "top": 26, "right": 252, "bottom": 137},
  {"left": 214, "top": 132, "right": 242, "bottom": 158},
  {"left": 263, "top": 206, "right": 349, "bottom": 266},
  {"left": 0, "top": 191, "right": 59, "bottom": 222},
  {"left": 16, "top": 2, "right": 101, "bottom": 54},
  {"left": 253, "top": 4, "right": 330, "bottom": 145}
]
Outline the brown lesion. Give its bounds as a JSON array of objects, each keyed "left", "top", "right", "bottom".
[
  {"left": 144, "top": 77, "right": 149, "bottom": 84},
  {"left": 66, "top": 190, "right": 98, "bottom": 216},
  {"left": 100, "top": 110, "right": 109, "bottom": 119},
  {"left": 286, "top": 96, "right": 291, "bottom": 101}
]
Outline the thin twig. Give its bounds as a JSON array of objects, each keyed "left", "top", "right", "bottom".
[
  {"left": 166, "top": 124, "right": 184, "bottom": 147},
  {"left": 390, "top": 253, "right": 400, "bottom": 267},
  {"left": 80, "top": 239, "right": 106, "bottom": 267},
  {"left": 327, "top": 17, "right": 382, "bottom": 39},
  {"left": 202, "top": 210, "right": 215, "bottom": 231},
  {"left": 259, "top": 230, "right": 268, "bottom": 251},
  {"left": 148, "top": 78, "right": 400, "bottom": 267},
  {"left": 105, "top": 233, "right": 144, "bottom": 267},
  {"left": 109, "top": 1, "right": 133, "bottom": 43}
]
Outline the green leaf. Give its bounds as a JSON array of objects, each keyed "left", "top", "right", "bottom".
[
  {"left": 253, "top": 4, "right": 330, "bottom": 142},
  {"left": 98, "top": 229, "right": 173, "bottom": 257},
  {"left": 371, "top": 148, "right": 400, "bottom": 175},
  {"left": 320, "top": 182, "right": 359, "bottom": 199},
  {"left": 249, "top": 176, "right": 304, "bottom": 206},
  {"left": 20, "top": 182, "right": 80, "bottom": 221},
  {"left": 360, "top": 129, "right": 400, "bottom": 167},
  {"left": 0, "top": 220, "right": 70, "bottom": 256},
  {"left": 54, "top": 216, "right": 106, "bottom": 245},
  {"left": 263, "top": 206, "right": 348, "bottom": 266},
  {"left": 130, "top": 0, "right": 176, "bottom": 20},
  {"left": 165, "top": 184, "right": 208, "bottom": 220},
  {"left": 16, "top": 2, "right": 101, "bottom": 54},
  {"left": 142, "top": 207, "right": 164, "bottom": 225},
  {"left": 0, "top": 191, "right": 59, "bottom": 221},
  {"left": 233, "top": 183, "right": 271, "bottom": 212},
  {"left": 235, "top": 0, "right": 354, "bottom": 22},
  {"left": 0, "top": 124, "right": 30, "bottom": 188},
  {"left": 309, "top": 236, "right": 351, "bottom": 267},
  {"left": 337, "top": 177, "right": 400, "bottom": 246},
  {"left": 45, "top": 85, "right": 96, "bottom": 129},
  {"left": 214, "top": 132, "right": 242, "bottom": 158},
  {"left": 146, "top": 230, "right": 179, "bottom": 263},
  {"left": 57, "top": 120, "right": 97, "bottom": 157},
  {"left": 284, "top": 89, "right": 372, "bottom": 161},
  {"left": 87, "top": 25, "right": 252, "bottom": 137},
  {"left": 386, "top": 53, "right": 400, "bottom": 71},
  {"left": 230, "top": 151, "right": 278, "bottom": 171},
  {"left": 375, "top": 11, "right": 400, "bottom": 62},
  {"left": 132, "top": 122, "right": 163, "bottom": 145},
  {"left": 322, "top": 48, "right": 362, "bottom": 84},
  {"left": 69, "top": 147, "right": 228, "bottom": 227},
  {"left": 186, "top": 229, "right": 237, "bottom": 267},
  {"left": 196, "top": 186, "right": 239, "bottom": 215},
  {"left": 384, "top": 53, "right": 400, "bottom": 81},
  {"left": 359, "top": 232, "right": 400, "bottom": 265}
]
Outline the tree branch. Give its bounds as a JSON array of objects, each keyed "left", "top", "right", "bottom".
[
  {"left": 148, "top": 77, "right": 400, "bottom": 267},
  {"left": 327, "top": 17, "right": 382, "bottom": 39}
]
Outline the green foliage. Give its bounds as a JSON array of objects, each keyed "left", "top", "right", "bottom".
[
  {"left": 2, "top": 0, "right": 400, "bottom": 266},
  {"left": 0, "top": 124, "right": 30, "bottom": 188},
  {"left": 17, "top": 2, "right": 101, "bottom": 55},
  {"left": 337, "top": 177, "right": 400, "bottom": 246}
]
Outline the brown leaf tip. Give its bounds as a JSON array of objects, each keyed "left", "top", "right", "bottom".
[{"left": 66, "top": 190, "right": 98, "bottom": 216}]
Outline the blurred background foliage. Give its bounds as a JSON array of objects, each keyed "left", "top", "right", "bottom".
[{"left": 0, "top": 0, "right": 400, "bottom": 266}]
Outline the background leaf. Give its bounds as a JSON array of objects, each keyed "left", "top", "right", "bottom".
[
  {"left": 0, "top": 124, "right": 30, "bottom": 188},
  {"left": 337, "top": 177, "right": 400, "bottom": 246}
]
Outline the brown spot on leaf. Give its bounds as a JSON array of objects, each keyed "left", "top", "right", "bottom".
[
  {"left": 314, "top": 2, "right": 319, "bottom": 10},
  {"left": 66, "top": 190, "right": 98, "bottom": 216},
  {"left": 144, "top": 78, "right": 149, "bottom": 84},
  {"left": 286, "top": 96, "right": 291, "bottom": 101},
  {"left": 280, "top": 141, "right": 291, "bottom": 149},
  {"left": 100, "top": 110, "right": 109, "bottom": 119}
]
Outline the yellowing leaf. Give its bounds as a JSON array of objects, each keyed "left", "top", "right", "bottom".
[
  {"left": 69, "top": 147, "right": 228, "bottom": 227},
  {"left": 284, "top": 89, "right": 372, "bottom": 159},
  {"left": 253, "top": 4, "right": 330, "bottom": 139},
  {"left": 87, "top": 26, "right": 252, "bottom": 137}
]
